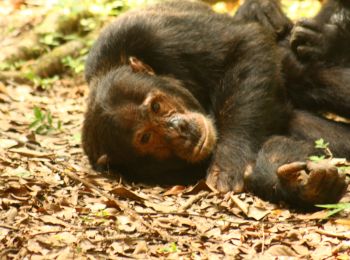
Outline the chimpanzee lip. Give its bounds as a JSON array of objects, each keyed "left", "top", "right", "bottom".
[{"left": 192, "top": 115, "right": 211, "bottom": 161}]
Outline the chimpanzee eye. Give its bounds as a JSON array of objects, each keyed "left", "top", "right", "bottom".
[
  {"left": 140, "top": 132, "right": 151, "bottom": 144},
  {"left": 151, "top": 102, "right": 160, "bottom": 113}
]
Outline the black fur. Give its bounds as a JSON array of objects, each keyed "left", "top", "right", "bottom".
[{"left": 83, "top": 0, "right": 349, "bottom": 209}]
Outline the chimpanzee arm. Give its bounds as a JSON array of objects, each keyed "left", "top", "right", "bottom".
[{"left": 206, "top": 23, "right": 290, "bottom": 192}]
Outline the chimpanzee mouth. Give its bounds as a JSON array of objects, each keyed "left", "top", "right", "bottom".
[{"left": 192, "top": 114, "right": 216, "bottom": 162}]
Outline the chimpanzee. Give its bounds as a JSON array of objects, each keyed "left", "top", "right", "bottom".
[
  {"left": 236, "top": 0, "right": 350, "bottom": 118},
  {"left": 226, "top": 0, "right": 350, "bottom": 207},
  {"left": 82, "top": 0, "right": 349, "bottom": 209}
]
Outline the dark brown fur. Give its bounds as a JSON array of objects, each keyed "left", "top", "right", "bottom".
[{"left": 83, "top": 0, "right": 349, "bottom": 209}]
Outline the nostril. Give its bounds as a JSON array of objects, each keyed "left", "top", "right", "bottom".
[{"left": 168, "top": 117, "right": 188, "bottom": 132}]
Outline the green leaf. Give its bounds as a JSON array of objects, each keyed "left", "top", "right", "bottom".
[
  {"left": 316, "top": 203, "right": 350, "bottom": 218},
  {"left": 57, "top": 120, "right": 62, "bottom": 130},
  {"left": 158, "top": 242, "right": 178, "bottom": 253},
  {"left": 35, "top": 125, "right": 48, "bottom": 135},
  {"left": 337, "top": 166, "right": 350, "bottom": 173},
  {"left": 308, "top": 155, "right": 325, "bottom": 162},
  {"left": 323, "top": 208, "right": 344, "bottom": 218},
  {"left": 315, "top": 138, "right": 329, "bottom": 149},
  {"left": 29, "top": 119, "right": 40, "bottom": 129},
  {"left": 316, "top": 202, "right": 350, "bottom": 209},
  {"left": 33, "top": 106, "right": 43, "bottom": 120},
  {"left": 73, "top": 133, "right": 81, "bottom": 142},
  {"left": 47, "top": 111, "right": 53, "bottom": 125}
]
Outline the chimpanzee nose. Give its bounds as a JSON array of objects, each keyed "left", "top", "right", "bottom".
[{"left": 168, "top": 116, "right": 188, "bottom": 132}]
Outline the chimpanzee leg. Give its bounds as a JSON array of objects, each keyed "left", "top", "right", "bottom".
[
  {"left": 245, "top": 136, "right": 347, "bottom": 209},
  {"left": 287, "top": 67, "right": 350, "bottom": 118},
  {"left": 245, "top": 111, "right": 349, "bottom": 209},
  {"left": 289, "top": 110, "right": 350, "bottom": 158}
]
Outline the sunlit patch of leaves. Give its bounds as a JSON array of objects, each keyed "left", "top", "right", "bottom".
[
  {"left": 309, "top": 138, "right": 332, "bottom": 162},
  {"left": 25, "top": 72, "right": 59, "bottom": 89},
  {"left": 316, "top": 203, "right": 350, "bottom": 218},
  {"left": 29, "top": 106, "right": 62, "bottom": 135},
  {"left": 80, "top": 17, "right": 98, "bottom": 32},
  {"left": 309, "top": 155, "right": 325, "bottom": 163},
  {"left": 338, "top": 165, "right": 350, "bottom": 173},
  {"left": 39, "top": 32, "right": 64, "bottom": 48},
  {"left": 95, "top": 210, "right": 110, "bottom": 218},
  {"left": 0, "top": 60, "right": 25, "bottom": 71},
  {"left": 73, "top": 133, "right": 82, "bottom": 142},
  {"left": 62, "top": 55, "right": 86, "bottom": 74},
  {"left": 81, "top": 216, "right": 94, "bottom": 223},
  {"left": 14, "top": 171, "right": 32, "bottom": 178},
  {"left": 75, "top": 246, "right": 83, "bottom": 254},
  {"left": 158, "top": 242, "right": 178, "bottom": 254}
]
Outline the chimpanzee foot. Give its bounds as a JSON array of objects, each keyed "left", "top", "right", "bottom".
[
  {"left": 290, "top": 19, "right": 338, "bottom": 62},
  {"left": 277, "top": 160, "right": 348, "bottom": 205}
]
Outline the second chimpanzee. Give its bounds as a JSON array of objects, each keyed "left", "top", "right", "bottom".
[{"left": 82, "top": 0, "right": 349, "bottom": 209}]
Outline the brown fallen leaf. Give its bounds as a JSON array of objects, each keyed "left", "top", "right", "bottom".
[
  {"left": 264, "top": 245, "right": 298, "bottom": 257},
  {"left": 230, "top": 194, "right": 248, "bottom": 215},
  {"left": 40, "top": 215, "right": 70, "bottom": 227},
  {"left": 164, "top": 185, "right": 186, "bottom": 196},
  {"left": 0, "top": 82, "right": 9, "bottom": 95},
  {"left": 230, "top": 194, "right": 270, "bottom": 220},
  {"left": 335, "top": 219, "right": 350, "bottom": 227},
  {"left": 110, "top": 186, "right": 146, "bottom": 202},
  {"left": 0, "top": 138, "right": 18, "bottom": 149},
  {"left": 184, "top": 179, "right": 216, "bottom": 195},
  {"left": 247, "top": 206, "right": 270, "bottom": 221},
  {"left": 298, "top": 210, "right": 329, "bottom": 220},
  {"left": 144, "top": 201, "right": 177, "bottom": 213}
]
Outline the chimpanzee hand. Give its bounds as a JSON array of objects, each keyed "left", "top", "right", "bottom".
[
  {"left": 290, "top": 19, "right": 338, "bottom": 62},
  {"left": 234, "top": 0, "right": 292, "bottom": 39},
  {"left": 277, "top": 160, "right": 348, "bottom": 205},
  {"left": 206, "top": 150, "right": 249, "bottom": 193}
]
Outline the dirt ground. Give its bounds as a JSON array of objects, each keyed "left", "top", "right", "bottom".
[{"left": 1, "top": 0, "right": 350, "bottom": 259}]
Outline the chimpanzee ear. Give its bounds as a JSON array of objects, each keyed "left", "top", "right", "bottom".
[{"left": 129, "top": 56, "right": 155, "bottom": 75}]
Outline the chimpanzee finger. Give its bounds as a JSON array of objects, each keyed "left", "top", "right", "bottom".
[
  {"left": 295, "top": 19, "right": 322, "bottom": 32},
  {"left": 277, "top": 161, "right": 306, "bottom": 180},
  {"left": 291, "top": 26, "right": 322, "bottom": 46},
  {"left": 296, "top": 46, "right": 323, "bottom": 61},
  {"left": 255, "top": 11, "right": 274, "bottom": 33},
  {"left": 263, "top": 2, "right": 292, "bottom": 36},
  {"left": 320, "top": 168, "right": 343, "bottom": 192},
  {"left": 277, "top": 161, "right": 306, "bottom": 175},
  {"left": 306, "top": 160, "right": 336, "bottom": 173},
  {"left": 318, "top": 172, "right": 347, "bottom": 203},
  {"left": 308, "top": 169, "right": 326, "bottom": 190}
]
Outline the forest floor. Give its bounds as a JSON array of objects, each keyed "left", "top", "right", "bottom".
[{"left": 1, "top": 1, "right": 350, "bottom": 259}]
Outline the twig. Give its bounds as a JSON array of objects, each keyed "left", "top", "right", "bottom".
[
  {"left": 316, "top": 229, "right": 350, "bottom": 239},
  {"left": 30, "top": 230, "right": 68, "bottom": 237},
  {"left": 0, "top": 224, "right": 19, "bottom": 230},
  {"left": 179, "top": 191, "right": 208, "bottom": 212}
]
